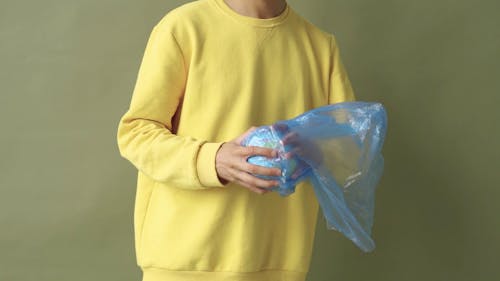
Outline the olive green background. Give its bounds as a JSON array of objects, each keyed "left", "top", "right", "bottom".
[{"left": 1, "top": 0, "right": 499, "bottom": 280}]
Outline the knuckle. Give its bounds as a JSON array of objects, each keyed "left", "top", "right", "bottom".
[
  {"left": 265, "top": 180, "right": 276, "bottom": 188},
  {"left": 258, "top": 148, "right": 269, "bottom": 156},
  {"left": 240, "top": 147, "right": 249, "bottom": 155},
  {"left": 249, "top": 178, "right": 260, "bottom": 186},
  {"left": 260, "top": 180, "right": 272, "bottom": 188},
  {"left": 263, "top": 168, "right": 275, "bottom": 176},
  {"left": 257, "top": 167, "right": 270, "bottom": 175},
  {"left": 246, "top": 165, "right": 257, "bottom": 174},
  {"left": 248, "top": 147, "right": 257, "bottom": 155}
]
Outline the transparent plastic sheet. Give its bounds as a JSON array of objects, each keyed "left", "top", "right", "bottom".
[{"left": 241, "top": 101, "right": 387, "bottom": 252}]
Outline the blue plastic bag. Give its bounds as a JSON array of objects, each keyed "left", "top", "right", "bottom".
[{"left": 241, "top": 101, "right": 387, "bottom": 252}]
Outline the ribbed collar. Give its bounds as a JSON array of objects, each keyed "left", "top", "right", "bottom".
[{"left": 211, "top": 0, "right": 291, "bottom": 28}]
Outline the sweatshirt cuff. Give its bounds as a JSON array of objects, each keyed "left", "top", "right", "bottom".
[{"left": 196, "top": 142, "right": 228, "bottom": 188}]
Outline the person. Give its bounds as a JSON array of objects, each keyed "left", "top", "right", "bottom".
[{"left": 116, "top": 0, "right": 356, "bottom": 280}]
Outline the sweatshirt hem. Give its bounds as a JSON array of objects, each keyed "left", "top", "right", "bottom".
[{"left": 142, "top": 266, "right": 307, "bottom": 281}]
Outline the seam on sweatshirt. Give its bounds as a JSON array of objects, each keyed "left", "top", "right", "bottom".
[
  {"left": 170, "top": 31, "right": 188, "bottom": 79},
  {"left": 328, "top": 34, "right": 335, "bottom": 104},
  {"left": 193, "top": 140, "right": 208, "bottom": 187}
]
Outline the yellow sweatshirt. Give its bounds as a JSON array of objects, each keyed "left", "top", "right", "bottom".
[{"left": 116, "top": 0, "right": 356, "bottom": 280}]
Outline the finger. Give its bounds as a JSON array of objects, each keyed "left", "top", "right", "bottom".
[
  {"left": 227, "top": 167, "right": 269, "bottom": 194},
  {"left": 272, "top": 123, "right": 289, "bottom": 133},
  {"left": 294, "top": 150, "right": 309, "bottom": 161},
  {"left": 292, "top": 147, "right": 304, "bottom": 156},
  {"left": 240, "top": 162, "right": 282, "bottom": 177},
  {"left": 235, "top": 171, "right": 279, "bottom": 189},
  {"left": 282, "top": 133, "right": 300, "bottom": 145},
  {"left": 241, "top": 146, "right": 278, "bottom": 158},
  {"left": 283, "top": 132, "right": 298, "bottom": 141},
  {"left": 236, "top": 180, "right": 269, "bottom": 194}
]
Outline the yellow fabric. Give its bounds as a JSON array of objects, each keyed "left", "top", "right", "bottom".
[{"left": 116, "top": 0, "right": 356, "bottom": 280}]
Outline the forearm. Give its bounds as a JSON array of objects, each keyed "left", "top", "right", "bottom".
[{"left": 117, "top": 113, "right": 226, "bottom": 189}]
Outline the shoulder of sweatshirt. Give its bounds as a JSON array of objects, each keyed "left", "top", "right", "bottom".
[
  {"left": 287, "top": 7, "right": 338, "bottom": 54},
  {"left": 292, "top": 10, "right": 331, "bottom": 37},
  {"left": 153, "top": 0, "right": 212, "bottom": 36}
]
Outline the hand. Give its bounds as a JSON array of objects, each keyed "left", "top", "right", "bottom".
[
  {"left": 215, "top": 127, "right": 282, "bottom": 194},
  {"left": 275, "top": 124, "right": 324, "bottom": 168}
]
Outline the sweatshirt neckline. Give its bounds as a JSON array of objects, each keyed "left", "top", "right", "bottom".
[{"left": 212, "top": 0, "right": 290, "bottom": 28}]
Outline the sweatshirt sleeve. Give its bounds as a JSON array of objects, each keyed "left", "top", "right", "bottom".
[
  {"left": 328, "top": 34, "right": 357, "bottom": 104},
  {"left": 116, "top": 20, "right": 227, "bottom": 189}
]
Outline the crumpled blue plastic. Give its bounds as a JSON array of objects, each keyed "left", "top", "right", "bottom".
[{"left": 241, "top": 101, "right": 387, "bottom": 252}]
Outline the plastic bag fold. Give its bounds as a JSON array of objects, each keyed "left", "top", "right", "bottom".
[{"left": 241, "top": 101, "right": 387, "bottom": 252}]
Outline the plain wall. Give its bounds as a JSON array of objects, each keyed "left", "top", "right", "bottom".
[{"left": 1, "top": 0, "right": 499, "bottom": 280}]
